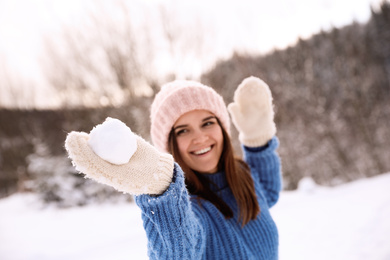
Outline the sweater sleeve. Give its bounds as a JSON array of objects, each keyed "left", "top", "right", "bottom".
[
  {"left": 134, "top": 163, "right": 205, "bottom": 260},
  {"left": 242, "top": 136, "right": 282, "bottom": 208}
]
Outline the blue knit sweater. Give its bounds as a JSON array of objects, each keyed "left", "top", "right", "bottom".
[{"left": 135, "top": 137, "right": 282, "bottom": 260}]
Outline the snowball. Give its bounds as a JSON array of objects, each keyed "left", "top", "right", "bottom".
[{"left": 88, "top": 117, "right": 137, "bottom": 165}]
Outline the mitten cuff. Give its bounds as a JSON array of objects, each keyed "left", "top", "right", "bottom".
[
  {"left": 149, "top": 153, "right": 175, "bottom": 195},
  {"left": 239, "top": 123, "right": 276, "bottom": 147}
]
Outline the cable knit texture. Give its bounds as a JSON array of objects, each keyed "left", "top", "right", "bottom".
[
  {"left": 228, "top": 76, "right": 277, "bottom": 147},
  {"left": 65, "top": 131, "right": 174, "bottom": 195},
  {"left": 136, "top": 136, "right": 281, "bottom": 260},
  {"left": 150, "top": 80, "right": 230, "bottom": 152}
]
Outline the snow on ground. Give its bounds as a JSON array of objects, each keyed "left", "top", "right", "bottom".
[
  {"left": 1, "top": 173, "right": 389, "bottom": 260},
  {"left": 273, "top": 173, "right": 390, "bottom": 260}
]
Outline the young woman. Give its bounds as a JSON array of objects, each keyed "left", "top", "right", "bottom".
[{"left": 65, "top": 76, "right": 282, "bottom": 259}]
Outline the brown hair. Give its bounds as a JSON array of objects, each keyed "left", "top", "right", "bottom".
[{"left": 168, "top": 119, "right": 260, "bottom": 226}]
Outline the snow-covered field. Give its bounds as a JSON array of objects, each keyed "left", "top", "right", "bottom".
[{"left": 1, "top": 173, "right": 389, "bottom": 260}]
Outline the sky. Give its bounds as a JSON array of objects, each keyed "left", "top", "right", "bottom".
[
  {"left": 1, "top": 172, "right": 389, "bottom": 259},
  {"left": 0, "top": 0, "right": 385, "bottom": 107}
]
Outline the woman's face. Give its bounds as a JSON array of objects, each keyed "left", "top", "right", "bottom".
[{"left": 173, "top": 110, "right": 224, "bottom": 174}]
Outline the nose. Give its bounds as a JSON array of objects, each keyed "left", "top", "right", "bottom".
[{"left": 192, "top": 130, "right": 208, "bottom": 144}]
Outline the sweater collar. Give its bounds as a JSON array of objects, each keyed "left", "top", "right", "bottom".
[{"left": 200, "top": 170, "right": 228, "bottom": 192}]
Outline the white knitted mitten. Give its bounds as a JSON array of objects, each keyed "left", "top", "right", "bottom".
[
  {"left": 228, "top": 76, "right": 276, "bottom": 147},
  {"left": 65, "top": 118, "right": 174, "bottom": 195}
]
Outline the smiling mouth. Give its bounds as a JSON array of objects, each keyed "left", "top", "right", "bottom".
[{"left": 192, "top": 146, "right": 212, "bottom": 155}]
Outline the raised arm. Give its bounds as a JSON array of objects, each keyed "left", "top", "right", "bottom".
[
  {"left": 228, "top": 76, "right": 282, "bottom": 207},
  {"left": 65, "top": 118, "right": 205, "bottom": 259}
]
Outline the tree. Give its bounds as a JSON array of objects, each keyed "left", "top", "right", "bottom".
[{"left": 41, "top": 0, "right": 157, "bottom": 108}]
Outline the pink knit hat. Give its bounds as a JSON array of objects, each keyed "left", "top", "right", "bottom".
[{"left": 150, "top": 80, "right": 230, "bottom": 152}]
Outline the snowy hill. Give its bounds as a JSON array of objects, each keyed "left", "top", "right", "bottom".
[{"left": 1, "top": 173, "right": 389, "bottom": 260}]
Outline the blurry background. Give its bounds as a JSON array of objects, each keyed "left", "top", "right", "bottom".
[
  {"left": 0, "top": 0, "right": 389, "bottom": 259},
  {"left": 1, "top": 0, "right": 389, "bottom": 205}
]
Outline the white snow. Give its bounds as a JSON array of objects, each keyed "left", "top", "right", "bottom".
[
  {"left": 1, "top": 173, "right": 389, "bottom": 260},
  {"left": 88, "top": 118, "right": 137, "bottom": 165}
]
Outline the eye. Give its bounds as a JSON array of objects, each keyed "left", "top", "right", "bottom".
[
  {"left": 175, "top": 128, "right": 188, "bottom": 136},
  {"left": 202, "top": 120, "right": 215, "bottom": 128}
]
